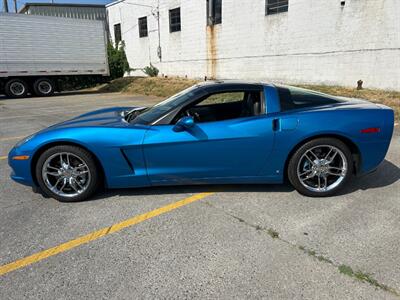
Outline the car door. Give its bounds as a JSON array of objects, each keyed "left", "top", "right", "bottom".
[{"left": 142, "top": 91, "right": 276, "bottom": 185}]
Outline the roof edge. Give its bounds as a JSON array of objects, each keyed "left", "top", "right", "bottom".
[{"left": 18, "top": 2, "right": 106, "bottom": 14}]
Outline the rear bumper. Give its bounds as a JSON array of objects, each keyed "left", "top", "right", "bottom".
[{"left": 357, "top": 139, "right": 392, "bottom": 175}]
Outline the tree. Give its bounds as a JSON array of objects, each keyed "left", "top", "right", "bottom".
[{"left": 107, "top": 41, "right": 131, "bottom": 80}]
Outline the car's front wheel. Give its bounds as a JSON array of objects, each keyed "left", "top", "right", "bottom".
[
  {"left": 288, "top": 138, "right": 353, "bottom": 197},
  {"left": 36, "top": 145, "right": 100, "bottom": 202}
]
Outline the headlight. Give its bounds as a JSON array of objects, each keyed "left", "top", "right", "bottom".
[{"left": 15, "top": 134, "right": 35, "bottom": 148}]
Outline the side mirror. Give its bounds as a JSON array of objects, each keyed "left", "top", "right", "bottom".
[{"left": 173, "top": 116, "right": 195, "bottom": 132}]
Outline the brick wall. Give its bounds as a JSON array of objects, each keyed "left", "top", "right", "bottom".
[{"left": 107, "top": 0, "right": 400, "bottom": 90}]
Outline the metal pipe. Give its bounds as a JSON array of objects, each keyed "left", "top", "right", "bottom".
[
  {"left": 3, "top": 0, "right": 9, "bottom": 12},
  {"left": 157, "top": 0, "right": 161, "bottom": 61},
  {"left": 208, "top": 0, "right": 214, "bottom": 25}
]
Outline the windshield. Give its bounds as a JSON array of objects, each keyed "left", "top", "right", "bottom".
[{"left": 129, "top": 85, "right": 202, "bottom": 124}]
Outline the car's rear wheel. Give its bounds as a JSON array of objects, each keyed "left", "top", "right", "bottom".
[
  {"left": 36, "top": 145, "right": 100, "bottom": 202},
  {"left": 288, "top": 138, "right": 353, "bottom": 197}
]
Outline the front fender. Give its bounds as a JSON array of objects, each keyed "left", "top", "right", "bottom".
[{"left": 14, "top": 126, "right": 150, "bottom": 189}]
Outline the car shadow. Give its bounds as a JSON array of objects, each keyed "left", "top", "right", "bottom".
[
  {"left": 339, "top": 159, "right": 400, "bottom": 195},
  {"left": 89, "top": 159, "right": 399, "bottom": 201},
  {"left": 90, "top": 184, "right": 295, "bottom": 202}
]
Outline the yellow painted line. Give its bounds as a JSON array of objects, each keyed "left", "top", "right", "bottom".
[
  {"left": 0, "top": 192, "right": 214, "bottom": 277},
  {"left": 0, "top": 135, "right": 25, "bottom": 142},
  {"left": 0, "top": 156, "right": 7, "bottom": 160}
]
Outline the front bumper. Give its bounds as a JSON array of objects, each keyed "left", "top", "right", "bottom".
[{"left": 8, "top": 147, "right": 35, "bottom": 187}]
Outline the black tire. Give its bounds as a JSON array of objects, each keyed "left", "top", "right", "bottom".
[
  {"left": 35, "top": 145, "right": 101, "bottom": 202},
  {"left": 32, "top": 78, "right": 55, "bottom": 97},
  {"left": 288, "top": 138, "right": 353, "bottom": 197},
  {"left": 5, "top": 79, "right": 28, "bottom": 98}
]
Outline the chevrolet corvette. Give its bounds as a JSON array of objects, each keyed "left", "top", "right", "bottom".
[{"left": 8, "top": 81, "right": 394, "bottom": 202}]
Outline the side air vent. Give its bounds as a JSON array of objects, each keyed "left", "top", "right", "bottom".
[{"left": 120, "top": 149, "right": 135, "bottom": 173}]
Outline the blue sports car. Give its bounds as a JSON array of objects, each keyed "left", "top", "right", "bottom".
[{"left": 8, "top": 81, "right": 394, "bottom": 202}]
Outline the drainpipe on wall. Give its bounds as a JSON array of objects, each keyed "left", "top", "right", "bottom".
[
  {"left": 206, "top": 0, "right": 217, "bottom": 79},
  {"left": 2, "top": 0, "right": 9, "bottom": 12},
  {"left": 157, "top": 5, "right": 162, "bottom": 62},
  {"left": 207, "top": 0, "right": 215, "bottom": 26},
  {"left": 151, "top": 0, "right": 162, "bottom": 62}
]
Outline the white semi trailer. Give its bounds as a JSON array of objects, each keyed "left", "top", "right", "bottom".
[{"left": 0, "top": 13, "right": 109, "bottom": 98}]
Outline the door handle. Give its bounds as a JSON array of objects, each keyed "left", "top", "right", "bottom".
[{"left": 272, "top": 118, "right": 280, "bottom": 131}]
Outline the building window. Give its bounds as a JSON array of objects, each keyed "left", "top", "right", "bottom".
[
  {"left": 266, "top": 0, "right": 288, "bottom": 15},
  {"left": 138, "top": 16, "right": 148, "bottom": 38},
  {"left": 169, "top": 7, "right": 181, "bottom": 32},
  {"left": 114, "top": 23, "right": 121, "bottom": 45},
  {"left": 207, "top": 0, "right": 222, "bottom": 25}
]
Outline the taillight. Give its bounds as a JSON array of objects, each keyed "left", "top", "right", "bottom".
[{"left": 360, "top": 127, "right": 380, "bottom": 134}]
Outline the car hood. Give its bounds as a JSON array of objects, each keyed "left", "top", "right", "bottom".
[{"left": 44, "top": 107, "right": 137, "bottom": 131}]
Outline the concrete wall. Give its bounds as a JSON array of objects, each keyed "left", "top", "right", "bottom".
[{"left": 107, "top": 0, "right": 400, "bottom": 90}]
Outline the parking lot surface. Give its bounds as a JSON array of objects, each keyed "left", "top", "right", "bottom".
[{"left": 0, "top": 92, "right": 399, "bottom": 299}]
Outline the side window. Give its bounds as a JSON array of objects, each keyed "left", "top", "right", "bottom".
[
  {"left": 177, "top": 90, "right": 262, "bottom": 124},
  {"left": 277, "top": 86, "right": 342, "bottom": 112},
  {"left": 114, "top": 23, "right": 121, "bottom": 45},
  {"left": 207, "top": 0, "right": 222, "bottom": 25},
  {"left": 214, "top": 0, "right": 222, "bottom": 24},
  {"left": 169, "top": 7, "right": 181, "bottom": 32},
  {"left": 138, "top": 17, "right": 148, "bottom": 38},
  {"left": 266, "top": 0, "right": 289, "bottom": 15},
  {"left": 197, "top": 92, "right": 244, "bottom": 106}
]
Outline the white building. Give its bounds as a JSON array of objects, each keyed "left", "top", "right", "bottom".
[{"left": 106, "top": 0, "right": 400, "bottom": 90}]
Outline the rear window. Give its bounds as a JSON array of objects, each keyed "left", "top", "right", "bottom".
[{"left": 276, "top": 85, "right": 344, "bottom": 112}]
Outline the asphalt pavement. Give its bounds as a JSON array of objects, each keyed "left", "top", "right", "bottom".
[{"left": 0, "top": 92, "right": 399, "bottom": 299}]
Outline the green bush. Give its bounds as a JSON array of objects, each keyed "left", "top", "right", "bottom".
[
  {"left": 57, "top": 41, "right": 131, "bottom": 91},
  {"left": 108, "top": 41, "right": 131, "bottom": 80},
  {"left": 57, "top": 75, "right": 105, "bottom": 91},
  {"left": 143, "top": 63, "right": 159, "bottom": 77}
]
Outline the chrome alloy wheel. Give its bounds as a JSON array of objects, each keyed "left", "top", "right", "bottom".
[
  {"left": 10, "top": 82, "right": 26, "bottom": 96},
  {"left": 38, "top": 81, "right": 52, "bottom": 94},
  {"left": 297, "top": 145, "right": 348, "bottom": 193},
  {"left": 41, "top": 152, "right": 91, "bottom": 198}
]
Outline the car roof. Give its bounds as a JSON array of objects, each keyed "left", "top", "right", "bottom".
[
  {"left": 195, "top": 80, "right": 273, "bottom": 91},
  {"left": 197, "top": 80, "right": 266, "bottom": 86}
]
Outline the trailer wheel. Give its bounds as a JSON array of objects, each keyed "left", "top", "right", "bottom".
[
  {"left": 5, "top": 79, "right": 28, "bottom": 98},
  {"left": 33, "top": 78, "right": 55, "bottom": 97}
]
